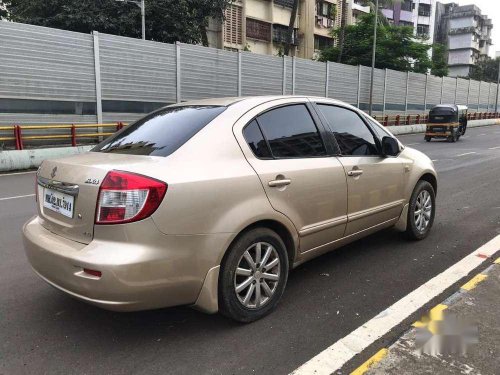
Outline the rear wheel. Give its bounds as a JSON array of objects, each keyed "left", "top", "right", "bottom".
[
  {"left": 424, "top": 136, "right": 431, "bottom": 142},
  {"left": 219, "top": 228, "right": 289, "bottom": 323},
  {"left": 405, "top": 180, "right": 436, "bottom": 241}
]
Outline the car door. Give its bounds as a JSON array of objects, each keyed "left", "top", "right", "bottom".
[
  {"left": 234, "top": 99, "right": 348, "bottom": 253},
  {"left": 314, "top": 103, "right": 406, "bottom": 236}
]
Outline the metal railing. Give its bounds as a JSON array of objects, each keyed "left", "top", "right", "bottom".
[
  {"left": 0, "top": 122, "right": 126, "bottom": 150},
  {"left": 373, "top": 112, "right": 500, "bottom": 127}
]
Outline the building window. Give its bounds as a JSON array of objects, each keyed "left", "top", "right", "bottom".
[
  {"left": 400, "top": 20, "right": 413, "bottom": 27},
  {"left": 273, "top": 24, "right": 298, "bottom": 45},
  {"left": 246, "top": 18, "right": 272, "bottom": 42},
  {"left": 417, "top": 24, "right": 430, "bottom": 37},
  {"left": 274, "top": 0, "right": 295, "bottom": 8},
  {"left": 418, "top": 4, "right": 431, "bottom": 17},
  {"left": 316, "top": 1, "right": 335, "bottom": 18},
  {"left": 224, "top": 4, "right": 243, "bottom": 45},
  {"left": 314, "top": 35, "right": 334, "bottom": 51},
  {"left": 401, "top": 0, "right": 412, "bottom": 12}
]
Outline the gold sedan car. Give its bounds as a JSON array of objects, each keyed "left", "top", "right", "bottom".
[{"left": 23, "top": 96, "right": 437, "bottom": 322}]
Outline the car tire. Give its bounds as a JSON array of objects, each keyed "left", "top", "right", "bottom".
[
  {"left": 218, "top": 228, "right": 289, "bottom": 323},
  {"left": 424, "top": 136, "right": 431, "bottom": 142},
  {"left": 405, "top": 180, "right": 436, "bottom": 241}
]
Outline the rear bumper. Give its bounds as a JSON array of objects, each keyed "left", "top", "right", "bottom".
[{"left": 22, "top": 216, "right": 233, "bottom": 312}]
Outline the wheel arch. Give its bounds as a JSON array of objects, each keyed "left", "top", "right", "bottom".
[
  {"left": 221, "top": 219, "right": 298, "bottom": 271},
  {"left": 419, "top": 172, "right": 438, "bottom": 196}
]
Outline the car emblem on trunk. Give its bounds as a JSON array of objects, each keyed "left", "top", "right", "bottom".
[{"left": 50, "top": 166, "right": 57, "bottom": 179}]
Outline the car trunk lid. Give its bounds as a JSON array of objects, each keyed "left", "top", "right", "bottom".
[{"left": 36, "top": 152, "right": 162, "bottom": 244}]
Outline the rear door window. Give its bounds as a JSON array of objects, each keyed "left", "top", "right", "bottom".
[
  {"left": 256, "top": 104, "right": 326, "bottom": 158},
  {"left": 93, "top": 105, "right": 226, "bottom": 156}
]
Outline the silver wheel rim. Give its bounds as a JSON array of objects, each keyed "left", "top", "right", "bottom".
[
  {"left": 234, "top": 242, "right": 281, "bottom": 309},
  {"left": 414, "top": 190, "right": 432, "bottom": 232}
]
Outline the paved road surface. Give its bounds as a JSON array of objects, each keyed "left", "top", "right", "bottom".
[{"left": 1, "top": 126, "right": 500, "bottom": 374}]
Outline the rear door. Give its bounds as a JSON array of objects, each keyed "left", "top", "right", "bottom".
[
  {"left": 234, "top": 99, "right": 348, "bottom": 253},
  {"left": 313, "top": 103, "right": 405, "bottom": 236}
]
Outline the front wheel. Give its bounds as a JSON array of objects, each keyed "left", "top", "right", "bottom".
[
  {"left": 219, "top": 228, "right": 289, "bottom": 323},
  {"left": 405, "top": 180, "right": 436, "bottom": 240}
]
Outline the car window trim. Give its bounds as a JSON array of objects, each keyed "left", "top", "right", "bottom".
[
  {"left": 312, "top": 102, "right": 383, "bottom": 157},
  {"left": 242, "top": 102, "right": 333, "bottom": 160}
]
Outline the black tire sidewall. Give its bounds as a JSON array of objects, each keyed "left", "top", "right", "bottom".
[
  {"left": 406, "top": 181, "right": 436, "bottom": 240},
  {"left": 218, "top": 228, "right": 289, "bottom": 323}
]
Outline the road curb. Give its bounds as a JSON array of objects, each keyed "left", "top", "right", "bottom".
[
  {"left": 387, "top": 119, "right": 500, "bottom": 135},
  {"left": 290, "top": 235, "right": 500, "bottom": 375}
]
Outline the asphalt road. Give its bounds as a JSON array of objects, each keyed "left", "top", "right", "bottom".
[{"left": 1, "top": 125, "right": 500, "bottom": 375}]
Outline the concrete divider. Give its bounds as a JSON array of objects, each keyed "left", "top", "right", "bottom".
[
  {"left": 0, "top": 146, "right": 92, "bottom": 172},
  {"left": 1, "top": 119, "right": 499, "bottom": 172}
]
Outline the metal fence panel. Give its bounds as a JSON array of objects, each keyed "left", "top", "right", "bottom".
[
  {"left": 407, "top": 72, "right": 426, "bottom": 113},
  {"left": 468, "top": 80, "right": 480, "bottom": 111},
  {"left": 295, "top": 59, "right": 326, "bottom": 97},
  {"left": 284, "top": 57, "right": 294, "bottom": 95},
  {"left": 441, "top": 77, "right": 457, "bottom": 104},
  {"left": 99, "top": 33, "right": 176, "bottom": 103},
  {"left": 241, "top": 52, "right": 283, "bottom": 96},
  {"left": 479, "top": 81, "right": 490, "bottom": 111},
  {"left": 455, "top": 78, "right": 469, "bottom": 106},
  {"left": 488, "top": 83, "right": 498, "bottom": 110},
  {"left": 0, "top": 21, "right": 95, "bottom": 101},
  {"left": 180, "top": 43, "right": 238, "bottom": 100},
  {"left": 426, "top": 75, "right": 442, "bottom": 109},
  {"left": 358, "top": 66, "right": 385, "bottom": 113},
  {"left": 385, "top": 69, "right": 407, "bottom": 113},
  {"left": 327, "top": 62, "right": 359, "bottom": 106}
]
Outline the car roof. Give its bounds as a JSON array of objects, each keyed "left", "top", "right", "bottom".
[{"left": 171, "top": 96, "right": 351, "bottom": 108}]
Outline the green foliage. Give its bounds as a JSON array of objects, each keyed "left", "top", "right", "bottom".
[
  {"left": 430, "top": 44, "right": 448, "bottom": 77},
  {"left": 0, "top": 0, "right": 230, "bottom": 45},
  {"left": 469, "top": 57, "right": 500, "bottom": 83},
  {"left": 320, "top": 13, "right": 432, "bottom": 73}
]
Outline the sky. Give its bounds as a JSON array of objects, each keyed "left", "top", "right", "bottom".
[{"left": 443, "top": 0, "right": 500, "bottom": 57}]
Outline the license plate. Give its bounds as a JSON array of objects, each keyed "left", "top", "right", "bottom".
[{"left": 43, "top": 187, "right": 74, "bottom": 218}]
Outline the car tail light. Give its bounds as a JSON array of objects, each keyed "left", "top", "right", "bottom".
[{"left": 95, "top": 170, "right": 167, "bottom": 225}]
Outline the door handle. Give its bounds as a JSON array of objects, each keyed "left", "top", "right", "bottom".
[
  {"left": 347, "top": 169, "right": 363, "bottom": 177},
  {"left": 268, "top": 178, "right": 292, "bottom": 187}
]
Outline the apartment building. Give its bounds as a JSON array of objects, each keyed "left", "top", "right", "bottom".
[
  {"left": 434, "top": 2, "right": 493, "bottom": 77},
  {"left": 207, "top": 0, "right": 344, "bottom": 59},
  {"left": 350, "top": 1, "right": 370, "bottom": 24},
  {"left": 379, "top": 0, "right": 436, "bottom": 47}
]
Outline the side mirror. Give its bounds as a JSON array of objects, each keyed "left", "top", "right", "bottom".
[{"left": 382, "top": 136, "right": 399, "bottom": 157}]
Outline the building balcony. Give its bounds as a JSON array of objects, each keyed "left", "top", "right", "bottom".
[{"left": 449, "top": 26, "right": 478, "bottom": 35}]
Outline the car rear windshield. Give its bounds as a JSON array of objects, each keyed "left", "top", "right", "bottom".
[
  {"left": 92, "top": 105, "right": 226, "bottom": 156},
  {"left": 429, "top": 114, "right": 457, "bottom": 123}
]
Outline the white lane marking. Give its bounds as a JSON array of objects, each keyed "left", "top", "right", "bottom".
[
  {"left": 0, "top": 194, "right": 35, "bottom": 201},
  {"left": 406, "top": 143, "right": 420, "bottom": 146},
  {"left": 0, "top": 171, "right": 36, "bottom": 177},
  {"left": 488, "top": 146, "right": 500, "bottom": 150},
  {"left": 290, "top": 235, "right": 500, "bottom": 375},
  {"left": 431, "top": 159, "right": 439, "bottom": 162},
  {"left": 478, "top": 134, "right": 486, "bottom": 136},
  {"left": 456, "top": 152, "right": 477, "bottom": 157}
]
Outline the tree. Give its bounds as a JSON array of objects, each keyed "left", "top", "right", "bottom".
[
  {"left": 469, "top": 57, "right": 500, "bottom": 83},
  {"left": 319, "top": 13, "right": 431, "bottom": 73},
  {"left": 337, "top": 0, "right": 401, "bottom": 64},
  {"left": 430, "top": 43, "right": 448, "bottom": 77},
  {"left": 0, "top": 0, "right": 230, "bottom": 45}
]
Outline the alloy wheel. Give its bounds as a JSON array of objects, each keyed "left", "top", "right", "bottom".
[
  {"left": 414, "top": 190, "right": 432, "bottom": 232},
  {"left": 234, "top": 242, "right": 281, "bottom": 309}
]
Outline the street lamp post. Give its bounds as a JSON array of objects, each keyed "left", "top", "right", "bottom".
[
  {"left": 116, "top": 0, "right": 145, "bottom": 40},
  {"left": 368, "top": 0, "right": 379, "bottom": 116}
]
